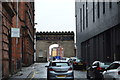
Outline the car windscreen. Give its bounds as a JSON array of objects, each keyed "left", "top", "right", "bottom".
[
  {"left": 52, "top": 62, "right": 69, "bottom": 67},
  {"left": 75, "top": 59, "right": 81, "bottom": 62},
  {"left": 108, "top": 63, "right": 120, "bottom": 70},
  {"left": 100, "top": 62, "right": 111, "bottom": 68},
  {"left": 76, "top": 59, "right": 84, "bottom": 62}
]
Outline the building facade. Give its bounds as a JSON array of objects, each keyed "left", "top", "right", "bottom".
[
  {"left": 0, "top": 1, "right": 34, "bottom": 79},
  {"left": 1, "top": 2, "right": 16, "bottom": 79},
  {"left": 36, "top": 31, "right": 75, "bottom": 62},
  {"left": 20, "top": 2, "right": 35, "bottom": 67},
  {"left": 75, "top": 1, "right": 120, "bottom": 65}
]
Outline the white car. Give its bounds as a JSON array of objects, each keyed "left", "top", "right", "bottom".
[
  {"left": 45, "top": 60, "right": 74, "bottom": 80},
  {"left": 103, "top": 61, "right": 120, "bottom": 80}
]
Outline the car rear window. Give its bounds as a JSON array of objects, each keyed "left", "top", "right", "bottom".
[{"left": 52, "top": 62, "right": 69, "bottom": 66}]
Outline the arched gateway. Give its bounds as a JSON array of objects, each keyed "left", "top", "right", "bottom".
[{"left": 36, "top": 31, "right": 75, "bottom": 62}]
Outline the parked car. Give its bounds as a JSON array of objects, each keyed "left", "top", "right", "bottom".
[
  {"left": 86, "top": 61, "right": 111, "bottom": 80},
  {"left": 69, "top": 57, "right": 86, "bottom": 70},
  {"left": 60, "top": 57, "right": 70, "bottom": 61},
  {"left": 45, "top": 60, "right": 74, "bottom": 80},
  {"left": 102, "top": 61, "right": 120, "bottom": 80},
  {"left": 48, "top": 57, "right": 53, "bottom": 61}
]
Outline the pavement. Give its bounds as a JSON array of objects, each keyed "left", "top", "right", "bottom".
[{"left": 8, "top": 64, "right": 36, "bottom": 80}]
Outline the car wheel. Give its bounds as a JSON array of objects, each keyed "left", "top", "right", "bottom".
[
  {"left": 113, "top": 78, "right": 116, "bottom": 80},
  {"left": 47, "top": 73, "right": 50, "bottom": 80},
  {"left": 101, "top": 75, "right": 104, "bottom": 80},
  {"left": 87, "top": 75, "right": 91, "bottom": 79},
  {"left": 101, "top": 78, "right": 104, "bottom": 80},
  {"left": 86, "top": 71, "right": 90, "bottom": 79},
  {"left": 47, "top": 77, "right": 50, "bottom": 80}
]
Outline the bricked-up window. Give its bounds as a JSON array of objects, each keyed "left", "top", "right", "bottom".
[
  {"left": 86, "top": 1, "right": 88, "bottom": 28},
  {"left": 83, "top": 4, "right": 85, "bottom": 30},
  {"left": 103, "top": 1, "right": 105, "bottom": 14},
  {"left": 93, "top": 1, "right": 95, "bottom": 22},
  {"left": 80, "top": 8, "right": 82, "bottom": 32},
  {"left": 109, "top": 0, "right": 112, "bottom": 8},
  {"left": 97, "top": 1, "right": 100, "bottom": 18}
]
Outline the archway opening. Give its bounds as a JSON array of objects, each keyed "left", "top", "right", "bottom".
[{"left": 48, "top": 44, "right": 64, "bottom": 60}]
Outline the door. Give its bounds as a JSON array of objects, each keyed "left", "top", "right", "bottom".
[
  {"left": 103, "top": 69, "right": 116, "bottom": 80},
  {"left": 116, "top": 45, "right": 120, "bottom": 61}
]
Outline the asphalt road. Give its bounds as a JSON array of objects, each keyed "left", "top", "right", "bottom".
[
  {"left": 28, "top": 63, "right": 88, "bottom": 80},
  {"left": 9, "top": 63, "right": 88, "bottom": 80}
]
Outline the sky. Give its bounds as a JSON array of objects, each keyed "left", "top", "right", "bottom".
[{"left": 35, "top": 0, "right": 75, "bottom": 32}]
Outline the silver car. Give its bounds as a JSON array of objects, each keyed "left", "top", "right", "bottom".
[
  {"left": 45, "top": 60, "right": 74, "bottom": 80},
  {"left": 103, "top": 61, "right": 120, "bottom": 80}
]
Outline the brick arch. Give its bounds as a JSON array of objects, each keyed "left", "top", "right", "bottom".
[{"left": 36, "top": 31, "right": 75, "bottom": 62}]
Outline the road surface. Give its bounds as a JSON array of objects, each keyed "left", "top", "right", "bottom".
[{"left": 9, "top": 63, "right": 88, "bottom": 80}]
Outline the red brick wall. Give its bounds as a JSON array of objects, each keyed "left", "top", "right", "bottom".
[
  {"left": 1, "top": 2, "right": 34, "bottom": 79},
  {"left": 2, "top": 2, "right": 13, "bottom": 78},
  {"left": 21, "top": 2, "right": 34, "bottom": 66}
]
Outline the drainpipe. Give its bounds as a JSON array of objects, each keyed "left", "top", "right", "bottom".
[{"left": 16, "top": 0, "right": 18, "bottom": 44}]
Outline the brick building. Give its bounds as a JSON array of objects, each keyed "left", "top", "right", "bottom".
[
  {"left": 20, "top": 2, "right": 35, "bottom": 67},
  {"left": 0, "top": 1, "right": 34, "bottom": 79}
]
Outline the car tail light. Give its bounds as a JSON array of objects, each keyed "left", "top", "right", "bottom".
[
  {"left": 68, "top": 68, "right": 72, "bottom": 71},
  {"left": 118, "top": 71, "right": 120, "bottom": 75},
  {"left": 49, "top": 68, "right": 54, "bottom": 71},
  {"left": 96, "top": 67, "right": 102, "bottom": 70},
  {"left": 74, "top": 62, "right": 77, "bottom": 64}
]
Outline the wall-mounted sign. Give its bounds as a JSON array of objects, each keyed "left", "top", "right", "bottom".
[{"left": 11, "top": 28, "right": 20, "bottom": 38}]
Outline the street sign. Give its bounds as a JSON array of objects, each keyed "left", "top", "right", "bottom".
[{"left": 11, "top": 28, "right": 20, "bottom": 38}]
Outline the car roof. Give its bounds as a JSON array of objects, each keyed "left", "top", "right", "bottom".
[
  {"left": 93, "top": 61, "right": 111, "bottom": 63},
  {"left": 112, "top": 61, "right": 120, "bottom": 64},
  {"left": 51, "top": 60, "right": 68, "bottom": 63}
]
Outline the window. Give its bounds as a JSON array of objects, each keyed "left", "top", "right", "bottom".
[
  {"left": 39, "top": 50, "right": 43, "bottom": 57},
  {"left": 93, "top": 1, "right": 95, "bottom": 22},
  {"left": 83, "top": 4, "right": 85, "bottom": 30},
  {"left": 86, "top": 1, "right": 88, "bottom": 27},
  {"left": 109, "top": 0, "right": 112, "bottom": 8},
  {"left": 97, "top": 1, "right": 100, "bottom": 18},
  {"left": 75, "top": 15, "right": 77, "bottom": 31},
  {"left": 103, "top": 1, "right": 105, "bottom": 14},
  {"left": 108, "top": 63, "right": 120, "bottom": 70},
  {"left": 52, "top": 62, "right": 69, "bottom": 66},
  {"left": 80, "top": 8, "right": 82, "bottom": 32}
]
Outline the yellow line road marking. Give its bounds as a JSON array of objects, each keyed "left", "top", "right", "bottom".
[{"left": 29, "top": 71, "right": 35, "bottom": 80}]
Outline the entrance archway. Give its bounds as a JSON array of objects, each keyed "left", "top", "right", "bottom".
[
  {"left": 36, "top": 31, "right": 75, "bottom": 62},
  {"left": 49, "top": 44, "right": 59, "bottom": 56},
  {"left": 48, "top": 44, "right": 64, "bottom": 61}
]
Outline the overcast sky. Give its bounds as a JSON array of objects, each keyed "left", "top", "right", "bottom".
[{"left": 35, "top": 0, "right": 75, "bottom": 32}]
